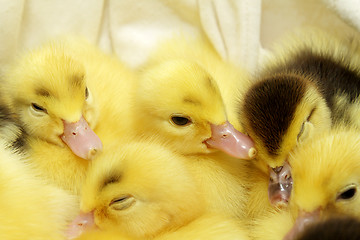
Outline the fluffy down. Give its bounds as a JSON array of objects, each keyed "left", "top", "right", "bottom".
[
  {"left": 250, "top": 127, "right": 360, "bottom": 240},
  {"left": 137, "top": 36, "right": 256, "bottom": 160},
  {"left": 69, "top": 140, "right": 204, "bottom": 239},
  {"left": 0, "top": 140, "right": 78, "bottom": 240},
  {"left": 1, "top": 37, "right": 137, "bottom": 194},
  {"left": 132, "top": 59, "right": 251, "bottom": 218}
]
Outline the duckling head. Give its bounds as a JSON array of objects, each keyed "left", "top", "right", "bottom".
[
  {"left": 283, "top": 129, "right": 360, "bottom": 239},
  {"left": 241, "top": 73, "right": 331, "bottom": 205},
  {"left": 67, "top": 141, "right": 204, "bottom": 239},
  {"left": 242, "top": 73, "right": 331, "bottom": 169},
  {"left": 2, "top": 43, "right": 102, "bottom": 159},
  {"left": 134, "top": 60, "right": 255, "bottom": 159}
]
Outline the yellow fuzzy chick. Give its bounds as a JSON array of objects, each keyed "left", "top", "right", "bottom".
[
  {"left": 67, "top": 140, "right": 205, "bottom": 240},
  {"left": 1, "top": 42, "right": 102, "bottom": 159},
  {"left": 242, "top": 30, "right": 360, "bottom": 215},
  {"left": 143, "top": 35, "right": 253, "bottom": 135},
  {"left": 132, "top": 59, "right": 251, "bottom": 218},
  {"left": 0, "top": 140, "right": 78, "bottom": 240},
  {"left": 251, "top": 127, "right": 360, "bottom": 240},
  {"left": 242, "top": 29, "right": 360, "bottom": 170},
  {"left": 135, "top": 58, "right": 254, "bottom": 159},
  {"left": 1, "top": 38, "right": 137, "bottom": 194}
]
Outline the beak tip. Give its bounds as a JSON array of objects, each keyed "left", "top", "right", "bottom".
[
  {"left": 248, "top": 147, "right": 257, "bottom": 159},
  {"left": 87, "top": 148, "right": 102, "bottom": 160}
]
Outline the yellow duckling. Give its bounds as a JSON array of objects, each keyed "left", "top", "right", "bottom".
[
  {"left": 0, "top": 140, "right": 78, "bottom": 240},
  {"left": 1, "top": 42, "right": 102, "bottom": 159},
  {"left": 251, "top": 127, "right": 360, "bottom": 240},
  {"left": 242, "top": 30, "right": 360, "bottom": 213},
  {"left": 132, "top": 60, "right": 251, "bottom": 218},
  {"left": 143, "top": 35, "right": 253, "bottom": 134},
  {"left": 135, "top": 58, "right": 255, "bottom": 159},
  {"left": 66, "top": 140, "right": 205, "bottom": 239},
  {"left": 284, "top": 127, "right": 360, "bottom": 240},
  {"left": 1, "top": 38, "right": 137, "bottom": 194}
]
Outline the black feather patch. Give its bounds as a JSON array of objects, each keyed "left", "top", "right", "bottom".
[
  {"left": 9, "top": 127, "right": 28, "bottom": 154},
  {"left": 242, "top": 75, "right": 306, "bottom": 155},
  {"left": 272, "top": 49, "right": 360, "bottom": 123},
  {"left": 0, "top": 104, "right": 29, "bottom": 153}
]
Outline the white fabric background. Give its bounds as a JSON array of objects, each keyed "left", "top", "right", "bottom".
[{"left": 0, "top": 0, "right": 358, "bottom": 75}]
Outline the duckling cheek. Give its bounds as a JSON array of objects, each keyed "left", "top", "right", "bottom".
[
  {"left": 65, "top": 211, "right": 96, "bottom": 240},
  {"left": 204, "top": 121, "right": 256, "bottom": 159},
  {"left": 61, "top": 116, "right": 103, "bottom": 160}
]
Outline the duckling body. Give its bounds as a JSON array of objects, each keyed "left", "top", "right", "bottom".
[
  {"left": 74, "top": 214, "right": 250, "bottom": 240},
  {"left": 133, "top": 59, "right": 252, "bottom": 218},
  {"left": 70, "top": 140, "right": 250, "bottom": 240},
  {"left": 68, "top": 140, "right": 205, "bottom": 240},
  {"left": 0, "top": 140, "right": 78, "bottom": 240},
  {"left": 155, "top": 214, "right": 250, "bottom": 240},
  {"left": 1, "top": 38, "right": 136, "bottom": 194}
]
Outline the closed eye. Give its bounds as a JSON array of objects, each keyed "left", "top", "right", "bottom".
[
  {"left": 30, "top": 103, "right": 48, "bottom": 114},
  {"left": 109, "top": 195, "right": 135, "bottom": 211},
  {"left": 85, "top": 87, "right": 89, "bottom": 99},
  {"left": 297, "top": 107, "right": 316, "bottom": 141}
]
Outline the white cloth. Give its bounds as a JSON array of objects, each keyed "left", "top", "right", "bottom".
[
  {"left": 0, "top": 0, "right": 357, "bottom": 75},
  {"left": 322, "top": 0, "right": 360, "bottom": 31},
  {"left": 0, "top": 0, "right": 262, "bottom": 74}
]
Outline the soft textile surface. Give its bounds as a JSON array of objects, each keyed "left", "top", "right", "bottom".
[
  {"left": 0, "top": 0, "right": 261, "bottom": 72},
  {"left": 0, "top": 0, "right": 357, "bottom": 74},
  {"left": 322, "top": 0, "right": 360, "bottom": 31}
]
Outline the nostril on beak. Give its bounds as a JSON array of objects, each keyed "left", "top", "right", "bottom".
[{"left": 273, "top": 166, "right": 283, "bottom": 174}]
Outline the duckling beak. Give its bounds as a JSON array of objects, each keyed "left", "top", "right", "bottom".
[
  {"left": 65, "top": 211, "right": 96, "bottom": 240},
  {"left": 61, "top": 116, "right": 103, "bottom": 160},
  {"left": 268, "top": 161, "right": 293, "bottom": 207},
  {"left": 205, "top": 121, "right": 256, "bottom": 159},
  {"left": 283, "top": 208, "right": 321, "bottom": 240}
]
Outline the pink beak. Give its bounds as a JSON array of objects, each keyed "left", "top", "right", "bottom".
[
  {"left": 205, "top": 121, "right": 256, "bottom": 159},
  {"left": 283, "top": 209, "right": 321, "bottom": 240},
  {"left": 268, "top": 161, "right": 293, "bottom": 206},
  {"left": 65, "top": 211, "right": 96, "bottom": 240},
  {"left": 61, "top": 116, "right": 103, "bottom": 160}
]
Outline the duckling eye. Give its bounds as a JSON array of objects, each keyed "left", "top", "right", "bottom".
[
  {"left": 297, "top": 122, "right": 305, "bottom": 140},
  {"left": 337, "top": 185, "right": 357, "bottom": 201},
  {"left": 30, "top": 103, "right": 48, "bottom": 114},
  {"left": 109, "top": 195, "right": 135, "bottom": 211},
  {"left": 85, "top": 87, "right": 89, "bottom": 99},
  {"left": 170, "top": 115, "right": 192, "bottom": 126}
]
